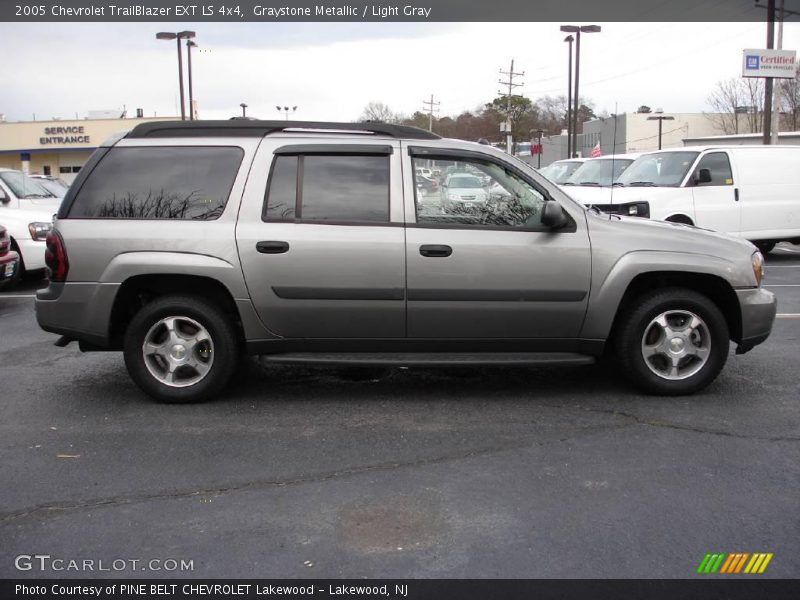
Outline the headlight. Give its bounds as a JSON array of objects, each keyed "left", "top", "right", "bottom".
[
  {"left": 751, "top": 251, "right": 764, "bottom": 286},
  {"left": 28, "top": 222, "right": 52, "bottom": 241}
]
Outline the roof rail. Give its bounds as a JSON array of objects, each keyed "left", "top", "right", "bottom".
[{"left": 127, "top": 120, "right": 441, "bottom": 140}]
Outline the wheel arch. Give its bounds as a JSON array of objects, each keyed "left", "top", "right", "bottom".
[
  {"left": 582, "top": 251, "right": 745, "bottom": 345},
  {"left": 108, "top": 274, "right": 245, "bottom": 349},
  {"left": 664, "top": 213, "right": 694, "bottom": 225},
  {"left": 606, "top": 272, "right": 742, "bottom": 349}
]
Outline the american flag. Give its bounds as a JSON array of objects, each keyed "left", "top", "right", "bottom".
[{"left": 590, "top": 142, "right": 602, "bottom": 158}]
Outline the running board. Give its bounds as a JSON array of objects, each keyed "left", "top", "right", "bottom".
[{"left": 258, "top": 352, "right": 596, "bottom": 367}]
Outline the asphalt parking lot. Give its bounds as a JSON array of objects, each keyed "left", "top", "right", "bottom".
[{"left": 1, "top": 246, "right": 798, "bottom": 579}]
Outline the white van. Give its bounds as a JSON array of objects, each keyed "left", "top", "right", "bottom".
[
  {"left": 563, "top": 146, "right": 800, "bottom": 253},
  {"left": 0, "top": 168, "right": 61, "bottom": 286}
]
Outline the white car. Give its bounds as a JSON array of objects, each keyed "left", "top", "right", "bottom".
[
  {"left": 561, "top": 154, "right": 640, "bottom": 188},
  {"left": 30, "top": 175, "right": 70, "bottom": 199},
  {"left": 441, "top": 173, "right": 488, "bottom": 212},
  {"left": 538, "top": 158, "right": 587, "bottom": 184},
  {"left": 0, "top": 168, "right": 61, "bottom": 285},
  {"left": 563, "top": 146, "right": 800, "bottom": 254}
]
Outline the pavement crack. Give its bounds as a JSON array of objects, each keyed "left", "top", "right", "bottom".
[
  {"left": 0, "top": 422, "right": 632, "bottom": 525},
  {"left": 538, "top": 403, "right": 800, "bottom": 443}
]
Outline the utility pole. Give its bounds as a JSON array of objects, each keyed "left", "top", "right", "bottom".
[
  {"left": 771, "top": 0, "right": 786, "bottom": 145},
  {"left": 422, "top": 94, "right": 440, "bottom": 132},
  {"left": 498, "top": 59, "right": 524, "bottom": 154},
  {"left": 763, "top": 0, "right": 776, "bottom": 144}
]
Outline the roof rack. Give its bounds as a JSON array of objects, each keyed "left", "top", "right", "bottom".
[{"left": 127, "top": 120, "right": 441, "bottom": 140}]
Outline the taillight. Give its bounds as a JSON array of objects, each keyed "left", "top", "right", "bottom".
[{"left": 45, "top": 230, "right": 69, "bottom": 282}]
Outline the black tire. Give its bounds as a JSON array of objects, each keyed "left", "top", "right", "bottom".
[
  {"left": 755, "top": 241, "right": 776, "bottom": 254},
  {"left": 615, "top": 287, "right": 729, "bottom": 396},
  {"left": 123, "top": 295, "right": 239, "bottom": 403}
]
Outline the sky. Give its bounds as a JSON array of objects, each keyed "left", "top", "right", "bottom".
[{"left": 0, "top": 21, "right": 798, "bottom": 123}]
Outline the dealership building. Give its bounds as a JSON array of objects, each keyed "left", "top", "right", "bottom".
[{"left": 0, "top": 114, "right": 174, "bottom": 183}]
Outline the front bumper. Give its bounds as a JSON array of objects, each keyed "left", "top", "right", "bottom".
[
  {"left": 735, "top": 287, "right": 777, "bottom": 354},
  {"left": 15, "top": 237, "right": 47, "bottom": 271}
]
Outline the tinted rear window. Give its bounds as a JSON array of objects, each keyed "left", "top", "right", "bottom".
[
  {"left": 263, "top": 154, "right": 389, "bottom": 223},
  {"left": 67, "top": 146, "right": 243, "bottom": 219}
]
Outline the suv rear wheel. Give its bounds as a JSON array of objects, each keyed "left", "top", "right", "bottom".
[
  {"left": 615, "top": 288, "right": 729, "bottom": 395},
  {"left": 123, "top": 295, "right": 239, "bottom": 403}
]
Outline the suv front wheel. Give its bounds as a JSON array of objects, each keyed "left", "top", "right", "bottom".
[
  {"left": 615, "top": 288, "right": 730, "bottom": 395},
  {"left": 123, "top": 295, "right": 239, "bottom": 403}
]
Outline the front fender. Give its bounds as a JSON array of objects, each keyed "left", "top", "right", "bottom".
[{"left": 581, "top": 250, "right": 751, "bottom": 340}]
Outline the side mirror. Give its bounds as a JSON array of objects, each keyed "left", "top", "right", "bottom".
[
  {"left": 695, "top": 168, "right": 712, "bottom": 184},
  {"left": 541, "top": 201, "right": 568, "bottom": 229},
  {"left": 0, "top": 190, "right": 9, "bottom": 204}
]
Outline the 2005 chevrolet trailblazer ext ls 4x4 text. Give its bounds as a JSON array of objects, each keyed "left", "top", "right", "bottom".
[{"left": 34, "top": 120, "right": 776, "bottom": 403}]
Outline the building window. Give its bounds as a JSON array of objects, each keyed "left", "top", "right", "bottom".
[{"left": 43, "top": 166, "right": 51, "bottom": 176}]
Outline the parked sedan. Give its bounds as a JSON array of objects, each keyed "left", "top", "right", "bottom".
[{"left": 0, "top": 225, "right": 21, "bottom": 288}]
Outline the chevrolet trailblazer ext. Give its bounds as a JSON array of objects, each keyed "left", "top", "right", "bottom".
[{"left": 35, "top": 121, "right": 776, "bottom": 403}]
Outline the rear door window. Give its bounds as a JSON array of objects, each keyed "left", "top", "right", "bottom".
[
  {"left": 264, "top": 154, "right": 389, "bottom": 223},
  {"left": 67, "top": 146, "right": 243, "bottom": 219}
]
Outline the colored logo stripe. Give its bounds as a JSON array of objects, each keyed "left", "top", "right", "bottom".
[{"left": 698, "top": 553, "right": 773, "bottom": 574}]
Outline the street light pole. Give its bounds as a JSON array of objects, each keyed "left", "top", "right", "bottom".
[
  {"left": 560, "top": 25, "right": 601, "bottom": 158},
  {"left": 276, "top": 106, "right": 298, "bottom": 120},
  {"left": 186, "top": 40, "right": 196, "bottom": 120},
  {"left": 564, "top": 35, "right": 574, "bottom": 159},
  {"left": 647, "top": 113, "right": 675, "bottom": 150},
  {"left": 536, "top": 129, "right": 544, "bottom": 168},
  {"left": 156, "top": 31, "right": 196, "bottom": 121}
]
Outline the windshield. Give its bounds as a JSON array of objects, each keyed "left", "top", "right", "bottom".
[
  {"left": 0, "top": 171, "right": 56, "bottom": 198},
  {"left": 539, "top": 160, "right": 583, "bottom": 184},
  {"left": 448, "top": 175, "right": 483, "bottom": 189},
  {"left": 35, "top": 178, "right": 70, "bottom": 197},
  {"left": 565, "top": 158, "right": 634, "bottom": 186},
  {"left": 616, "top": 151, "right": 699, "bottom": 187}
]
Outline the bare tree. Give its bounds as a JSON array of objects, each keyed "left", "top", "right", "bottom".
[
  {"left": 359, "top": 101, "right": 399, "bottom": 123},
  {"left": 706, "top": 77, "right": 763, "bottom": 135},
  {"left": 742, "top": 78, "right": 764, "bottom": 133}
]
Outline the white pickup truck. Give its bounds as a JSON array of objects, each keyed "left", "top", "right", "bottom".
[
  {"left": 563, "top": 146, "right": 800, "bottom": 253},
  {"left": 0, "top": 168, "right": 61, "bottom": 287}
]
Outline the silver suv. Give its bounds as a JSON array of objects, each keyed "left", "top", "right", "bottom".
[{"left": 35, "top": 120, "right": 776, "bottom": 403}]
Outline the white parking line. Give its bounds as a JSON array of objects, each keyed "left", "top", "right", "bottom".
[
  {"left": 777, "top": 314, "right": 800, "bottom": 318},
  {"left": 765, "top": 284, "right": 800, "bottom": 287},
  {"left": 776, "top": 247, "right": 800, "bottom": 254},
  {"left": 0, "top": 294, "right": 35, "bottom": 298}
]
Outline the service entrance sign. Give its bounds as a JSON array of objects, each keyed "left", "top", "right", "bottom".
[{"left": 742, "top": 48, "right": 797, "bottom": 78}]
